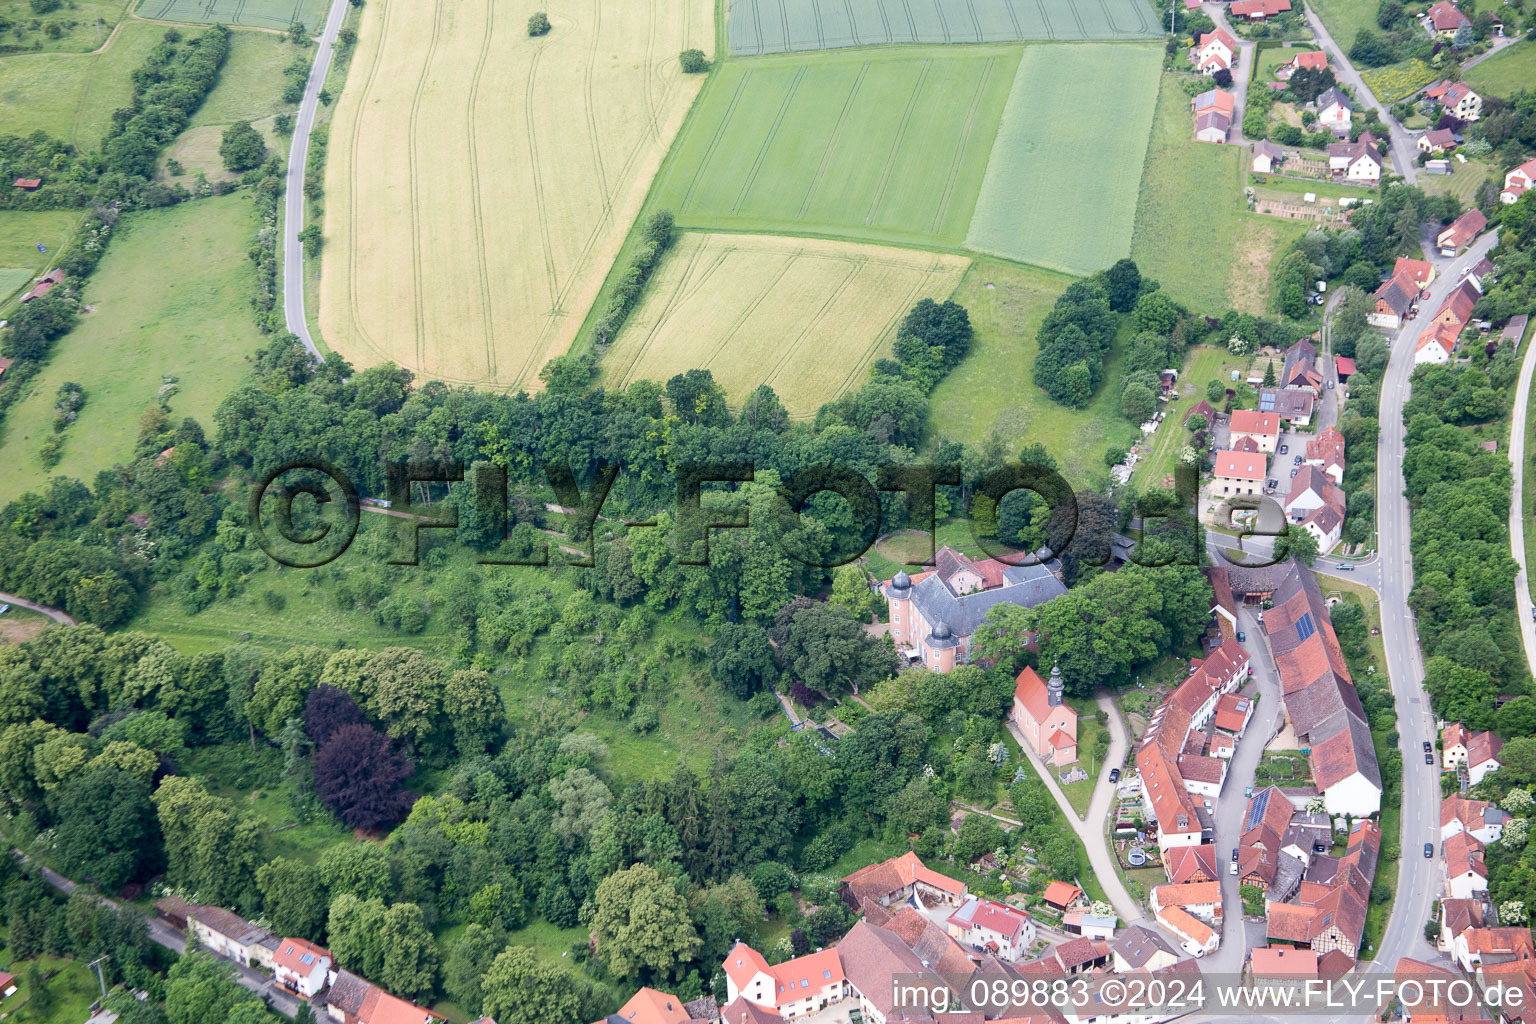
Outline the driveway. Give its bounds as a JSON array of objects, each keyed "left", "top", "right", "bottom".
[
  {"left": 0, "top": 591, "right": 75, "bottom": 624},
  {"left": 1301, "top": 5, "right": 1419, "bottom": 185},
  {"left": 1507, "top": 319, "right": 1536, "bottom": 678},
  {"left": 1205, "top": 4, "right": 1256, "bottom": 145}
]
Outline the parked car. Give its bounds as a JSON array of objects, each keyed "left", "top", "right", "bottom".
[
  {"left": 1294, "top": 454, "right": 1303, "bottom": 464},
  {"left": 1229, "top": 862, "right": 1239, "bottom": 875},
  {"left": 1423, "top": 741, "right": 1432, "bottom": 753},
  {"left": 1279, "top": 444, "right": 1289, "bottom": 454},
  {"left": 1328, "top": 379, "right": 1336, "bottom": 389},
  {"left": 1267, "top": 478, "right": 1279, "bottom": 488},
  {"left": 1425, "top": 843, "right": 1435, "bottom": 858},
  {"left": 1236, "top": 630, "right": 1247, "bottom": 642},
  {"left": 1109, "top": 768, "right": 1121, "bottom": 783},
  {"left": 1245, "top": 785, "right": 1254, "bottom": 797},
  {"left": 1231, "top": 848, "right": 1239, "bottom": 862},
  {"left": 1426, "top": 752, "right": 1435, "bottom": 764},
  {"left": 1290, "top": 468, "right": 1299, "bottom": 478}
]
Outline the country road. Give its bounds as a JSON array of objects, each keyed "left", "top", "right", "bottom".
[
  {"left": 1301, "top": 4, "right": 1419, "bottom": 186},
  {"left": 0, "top": 592, "right": 75, "bottom": 625},
  {"left": 1507, "top": 318, "right": 1536, "bottom": 679},
  {"left": 281, "top": 0, "right": 351, "bottom": 359}
]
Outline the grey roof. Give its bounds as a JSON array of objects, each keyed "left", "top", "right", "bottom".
[
  {"left": 1254, "top": 139, "right": 1285, "bottom": 161},
  {"left": 903, "top": 561, "right": 1066, "bottom": 639},
  {"left": 1271, "top": 855, "right": 1304, "bottom": 903},
  {"left": 1258, "top": 387, "right": 1315, "bottom": 419},
  {"left": 1112, "top": 924, "right": 1177, "bottom": 968},
  {"left": 326, "top": 971, "right": 371, "bottom": 1016},
  {"left": 1375, "top": 278, "right": 1413, "bottom": 316},
  {"left": 1317, "top": 86, "right": 1351, "bottom": 112}
]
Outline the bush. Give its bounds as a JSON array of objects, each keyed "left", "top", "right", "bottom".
[
  {"left": 528, "top": 11, "right": 551, "bottom": 35},
  {"left": 680, "top": 48, "right": 708, "bottom": 73},
  {"left": 219, "top": 120, "right": 268, "bottom": 172}
]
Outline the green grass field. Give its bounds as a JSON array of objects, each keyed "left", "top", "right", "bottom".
[
  {"left": 135, "top": 0, "right": 329, "bottom": 31},
  {"left": 965, "top": 42, "right": 1161, "bottom": 276},
  {"left": 1464, "top": 40, "right": 1536, "bottom": 97},
  {"left": 0, "top": 194, "right": 265, "bottom": 502},
  {"left": 0, "top": 210, "right": 82, "bottom": 305},
  {"left": 1131, "top": 73, "right": 1309, "bottom": 315},
  {"left": 0, "top": 18, "right": 167, "bottom": 148},
  {"left": 1133, "top": 345, "right": 1248, "bottom": 485},
  {"left": 727, "top": 0, "right": 1159, "bottom": 54},
  {"left": 0, "top": 0, "right": 132, "bottom": 55},
  {"left": 188, "top": 25, "right": 298, "bottom": 125},
  {"left": 0, "top": 942, "right": 101, "bottom": 1024},
  {"left": 1305, "top": 0, "right": 1378, "bottom": 58},
  {"left": 648, "top": 45, "right": 1019, "bottom": 249},
  {"left": 1419, "top": 156, "right": 1496, "bottom": 204},
  {"left": 1359, "top": 57, "right": 1435, "bottom": 103}
]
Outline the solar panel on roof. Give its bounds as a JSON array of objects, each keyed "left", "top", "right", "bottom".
[
  {"left": 1296, "top": 612, "right": 1316, "bottom": 641},
  {"left": 300, "top": 953, "right": 314, "bottom": 965}
]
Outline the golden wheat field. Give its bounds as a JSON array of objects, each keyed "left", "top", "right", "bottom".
[
  {"left": 320, "top": 0, "right": 712, "bottom": 388},
  {"left": 603, "top": 233, "right": 969, "bottom": 417}
]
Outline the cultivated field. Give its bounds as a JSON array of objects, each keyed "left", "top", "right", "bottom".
[
  {"left": 322, "top": 0, "right": 713, "bottom": 388},
  {"left": 0, "top": 209, "right": 82, "bottom": 305},
  {"left": 135, "top": 0, "right": 329, "bottom": 31},
  {"left": 965, "top": 42, "right": 1160, "bottom": 276},
  {"left": 603, "top": 232, "right": 968, "bottom": 417},
  {"left": 0, "top": 194, "right": 265, "bottom": 502},
  {"left": 0, "top": 19, "right": 167, "bottom": 147},
  {"left": 1465, "top": 41, "right": 1536, "bottom": 98},
  {"left": 648, "top": 46, "right": 1018, "bottom": 249},
  {"left": 726, "top": 0, "right": 1157, "bottom": 54}
]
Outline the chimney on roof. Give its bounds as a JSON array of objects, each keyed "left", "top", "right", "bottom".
[{"left": 1048, "top": 661, "right": 1064, "bottom": 707}]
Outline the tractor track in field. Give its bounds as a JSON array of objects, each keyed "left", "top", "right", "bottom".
[
  {"left": 1001, "top": 0, "right": 1024, "bottom": 41},
  {"left": 732, "top": 65, "right": 806, "bottom": 213},
  {"left": 694, "top": 250, "right": 800, "bottom": 370},
  {"left": 863, "top": 58, "right": 930, "bottom": 227},
  {"left": 930, "top": 55, "right": 993, "bottom": 234},
  {"left": 582, "top": 0, "right": 610, "bottom": 214},
  {"left": 642, "top": 0, "right": 664, "bottom": 143},
  {"left": 405, "top": 0, "right": 443, "bottom": 373},
  {"left": 521, "top": 45, "right": 561, "bottom": 317},
  {"left": 797, "top": 61, "right": 870, "bottom": 218},
  {"left": 1031, "top": 0, "right": 1057, "bottom": 38},
  {"left": 465, "top": 0, "right": 498, "bottom": 380},
  {"left": 678, "top": 70, "right": 753, "bottom": 213},
  {"left": 345, "top": 0, "right": 391, "bottom": 359},
  {"left": 761, "top": 255, "right": 864, "bottom": 391},
  {"left": 614, "top": 240, "right": 732, "bottom": 383},
  {"left": 831, "top": 253, "right": 946, "bottom": 396}
]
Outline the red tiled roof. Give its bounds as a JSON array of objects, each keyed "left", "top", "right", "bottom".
[
  {"left": 611, "top": 987, "right": 693, "bottom": 1024},
  {"left": 273, "top": 937, "right": 330, "bottom": 976},
  {"left": 1230, "top": 410, "right": 1280, "bottom": 436},
  {"left": 1428, "top": 0, "right": 1469, "bottom": 30},
  {"left": 12, "top": 178, "right": 41, "bottom": 189},
  {"left": 1157, "top": 905, "right": 1213, "bottom": 945},
  {"left": 1042, "top": 881, "right": 1083, "bottom": 907},
  {"left": 1214, "top": 450, "right": 1266, "bottom": 481}
]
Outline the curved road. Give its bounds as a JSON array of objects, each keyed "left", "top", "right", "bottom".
[
  {"left": 0, "top": 592, "right": 76, "bottom": 625},
  {"left": 1509, "top": 319, "right": 1536, "bottom": 678},
  {"left": 281, "top": 0, "right": 351, "bottom": 358}
]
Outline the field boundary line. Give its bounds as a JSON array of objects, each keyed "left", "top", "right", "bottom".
[
  {"left": 405, "top": 0, "right": 443, "bottom": 373},
  {"left": 344, "top": 0, "right": 391, "bottom": 359},
  {"left": 694, "top": 249, "right": 801, "bottom": 370},
  {"left": 1030, "top": 0, "right": 1056, "bottom": 39},
  {"left": 728, "top": 63, "right": 805, "bottom": 214},
  {"left": 962, "top": 0, "right": 983, "bottom": 42},
  {"left": 678, "top": 69, "right": 753, "bottom": 213},
  {"left": 1000, "top": 0, "right": 1024, "bottom": 40},
  {"left": 796, "top": 62, "right": 869, "bottom": 219},
  {"left": 617, "top": 239, "right": 734, "bottom": 384},
  {"left": 762, "top": 254, "right": 865, "bottom": 391},
  {"left": 833, "top": 254, "right": 950, "bottom": 396},
  {"left": 466, "top": 0, "right": 498, "bottom": 379},
  {"left": 930, "top": 56, "right": 994, "bottom": 235},
  {"left": 863, "top": 58, "right": 930, "bottom": 227}
]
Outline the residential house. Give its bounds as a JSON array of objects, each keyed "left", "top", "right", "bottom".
[
  {"left": 1371, "top": 275, "right": 1416, "bottom": 329},
  {"left": 1213, "top": 692, "right": 1254, "bottom": 737},
  {"left": 1012, "top": 662, "right": 1079, "bottom": 766},
  {"left": 1441, "top": 794, "right": 1508, "bottom": 845},
  {"left": 1111, "top": 925, "right": 1180, "bottom": 974},
  {"left": 1419, "top": 128, "right": 1460, "bottom": 154},
  {"left": 1469, "top": 257, "right": 1497, "bottom": 292},
  {"left": 323, "top": 974, "right": 445, "bottom": 1024},
  {"left": 1157, "top": 905, "right": 1218, "bottom": 953},
  {"left": 1249, "top": 946, "right": 1320, "bottom": 991},
  {"left": 1424, "top": 80, "right": 1483, "bottom": 120},
  {"left": 1503, "top": 156, "right": 1536, "bottom": 204},
  {"left": 274, "top": 938, "right": 331, "bottom": 998},
  {"left": 1258, "top": 387, "right": 1316, "bottom": 426},
  {"left": 1304, "top": 426, "right": 1346, "bottom": 484},
  {"left": 598, "top": 988, "right": 695, "bottom": 1024},
  {"left": 882, "top": 546, "right": 1066, "bottom": 672},
  {"left": 1281, "top": 338, "right": 1324, "bottom": 393},
  {"left": 1195, "top": 110, "right": 1231, "bottom": 144},
  {"left": 1415, "top": 322, "right": 1460, "bottom": 365},
  {"left": 1193, "top": 28, "right": 1237, "bottom": 74},
  {"left": 1185, "top": 398, "right": 1217, "bottom": 426},
  {"left": 1264, "top": 820, "right": 1379, "bottom": 959},
  {"left": 840, "top": 851, "right": 968, "bottom": 910},
  {"left": 1426, "top": 1, "right": 1470, "bottom": 36},
  {"left": 1394, "top": 255, "right": 1436, "bottom": 290},
  {"left": 1050, "top": 937, "right": 1113, "bottom": 974},
  {"left": 1149, "top": 882, "right": 1221, "bottom": 923},
  {"left": 1283, "top": 465, "right": 1346, "bottom": 552},
  {"left": 1391, "top": 958, "right": 1495, "bottom": 1024},
  {"left": 1443, "top": 723, "right": 1505, "bottom": 785},
  {"left": 1193, "top": 89, "right": 1235, "bottom": 118},
  {"left": 1452, "top": 927, "right": 1536, "bottom": 974},
  {"left": 1164, "top": 845, "right": 1219, "bottom": 885},
  {"left": 946, "top": 896, "right": 1036, "bottom": 960},
  {"left": 1444, "top": 831, "right": 1489, "bottom": 900},
  {"left": 156, "top": 901, "right": 278, "bottom": 970},
  {"left": 1328, "top": 138, "right": 1381, "bottom": 182},
  {"left": 835, "top": 919, "right": 954, "bottom": 1024},
  {"left": 1438, "top": 208, "right": 1487, "bottom": 256},
  {"left": 1212, "top": 449, "right": 1266, "bottom": 497},
  {"left": 1230, "top": 0, "right": 1291, "bottom": 19},
  {"left": 1253, "top": 139, "right": 1286, "bottom": 174},
  {"left": 1316, "top": 87, "right": 1352, "bottom": 132},
  {"left": 1438, "top": 896, "right": 1486, "bottom": 952},
  {"left": 1229, "top": 410, "right": 1281, "bottom": 452},
  {"left": 1427, "top": 280, "right": 1478, "bottom": 333},
  {"left": 722, "top": 943, "right": 848, "bottom": 1020},
  {"left": 1277, "top": 49, "right": 1326, "bottom": 80}
]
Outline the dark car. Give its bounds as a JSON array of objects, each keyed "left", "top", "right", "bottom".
[
  {"left": 1294, "top": 454, "right": 1303, "bottom": 464},
  {"left": 1290, "top": 468, "right": 1299, "bottom": 478},
  {"left": 1109, "top": 768, "right": 1121, "bottom": 783},
  {"left": 1236, "top": 630, "right": 1247, "bottom": 642},
  {"left": 1426, "top": 752, "right": 1435, "bottom": 764},
  {"left": 1231, "top": 848, "right": 1239, "bottom": 862},
  {"left": 1279, "top": 444, "right": 1289, "bottom": 454},
  {"left": 1423, "top": 741, "right": 1432, "bottom": 753},
  {"left": 1425, "top": 843, "right": 1434, "bottom": 858}
]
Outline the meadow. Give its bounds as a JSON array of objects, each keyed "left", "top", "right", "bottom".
[
  {"left": 0, "top": 209, "right": 80, "bottom": 304},
  {"left": 603, "top": 232, "right": 968, "bottom": 417},
  {"left": 646, "top": 45, "right": 1018, "bottom": 249},
  {"left": 1304, "top": 0, "right": 1378, "bottom": 57},
  {"left": 0, "top": 18, "right": 166, "bottom": 147},
  {"left": 964, "top": 42, "right": 1161, "bottom": 276},
  {"left": 1359, "top": 57, "right": 1435, "bottom": 103},
  {"left": 1465, "top": 40, "right": 1536, "bottom": 98},
  {"left": 135, "top": 0, "right": 328, "bottom": 30},
  {"left": 1131, "top": 74, "right": 1308, "bottom": 314},
  {"left": 0, "top": 194, "right": 265, "bottom": 502},
  {"left": 727, "top": 0, "right": 1158, "bottom": 54},
  {"left": 321, "top": 0, "right": 713, "bottom": 390},
  {"left": 0, "top": 0, "right": 130, "bottom": 54}
]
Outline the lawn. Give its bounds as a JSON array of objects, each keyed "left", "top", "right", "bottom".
[
  {"left": 1057, "top": 697, "right": 1107, "bottom": 816},
  {"left": 1464, "top": 40, "right": 1536, "bottom": 98},
  {"left": 0, "top": 0, "right": 131, "bottom": 54},
  {"left": 188, "top": 25, "right": 299, "bottom": 126},
  {"left": 1131, "top": 73, "right": 1310, "bottom": 315},
  {"left": 0, "top": 18, "right": 167, "bottom": 148},
  {"left": 964, "top": 42, "right": 1162, "bottom": 277},
  {"left": 649, "top": 45, "right": 1018, "bottom": 249},
  {"left": 601, "top": 232, "right": 969, "bottom": 418},
  {"left": 866, "top": 517, "right": 998, "bottom": 579},
  {"left": 726, "top": 0, "right": 1159, "bottom": 55},
  {"left": 1419, "top": 157, "right": 1497, "bottom": 205},
  {"left": 0, "top": 210, "right": 81, "bottom": 305},
  {"left": 0, "top": 944, "right": 101, "bottom": 1024},
  {"left": 135, "top": 0, "right": 330, "bottom": 31},
  {"left": 927, "top": 258, "right": 1136, "bottom": 476},
  {"left": 1134, "top": 345, "right": 1251, "bottom": 486},
  {"left": 0, "top": 194, "right": 266, "bottom": 502},
  {"left": 320, "top": 0, "right": 713, "bottom": 391},
  {"left": 1305, "top": 0, "right": 1379, "bottom": 59}
]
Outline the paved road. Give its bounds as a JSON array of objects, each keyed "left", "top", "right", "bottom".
[
  {"left": 0, "top": 591, "right": 76, "bottom": 624},
  {"left": 1507, "top": 319, "right": 1536, "bottom": 679},
  {"left": 1301, "top": 4, "right": 1419, "bottom": 185},
  {"left": 1367, "top": 229, "right": 1499, "bottom": 971},
  {"left": 281, "top": 0, "right": 351, "bottom": 358}
]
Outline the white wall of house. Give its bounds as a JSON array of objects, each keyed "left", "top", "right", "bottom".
[{"left": 1323, "top": 774, "right": 1382, "bottom": 817}]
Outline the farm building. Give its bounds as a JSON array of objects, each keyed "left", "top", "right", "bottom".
[
  {"left": 19, "top": 267, "right": 65, "bottom": 304},
  {"left": 12, "top": 178, "right": 40, "bottom": 191},
  {"left": 1229, "top": 0, "right": 1290, "bottom": 20},
  {"left": 1437, "top": 208, "right": 1487, "bottom": 256}
]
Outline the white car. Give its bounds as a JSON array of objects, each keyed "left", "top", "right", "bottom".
[{"left": 1229, "top": 862, "right": 1239, "bottom": 875}]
